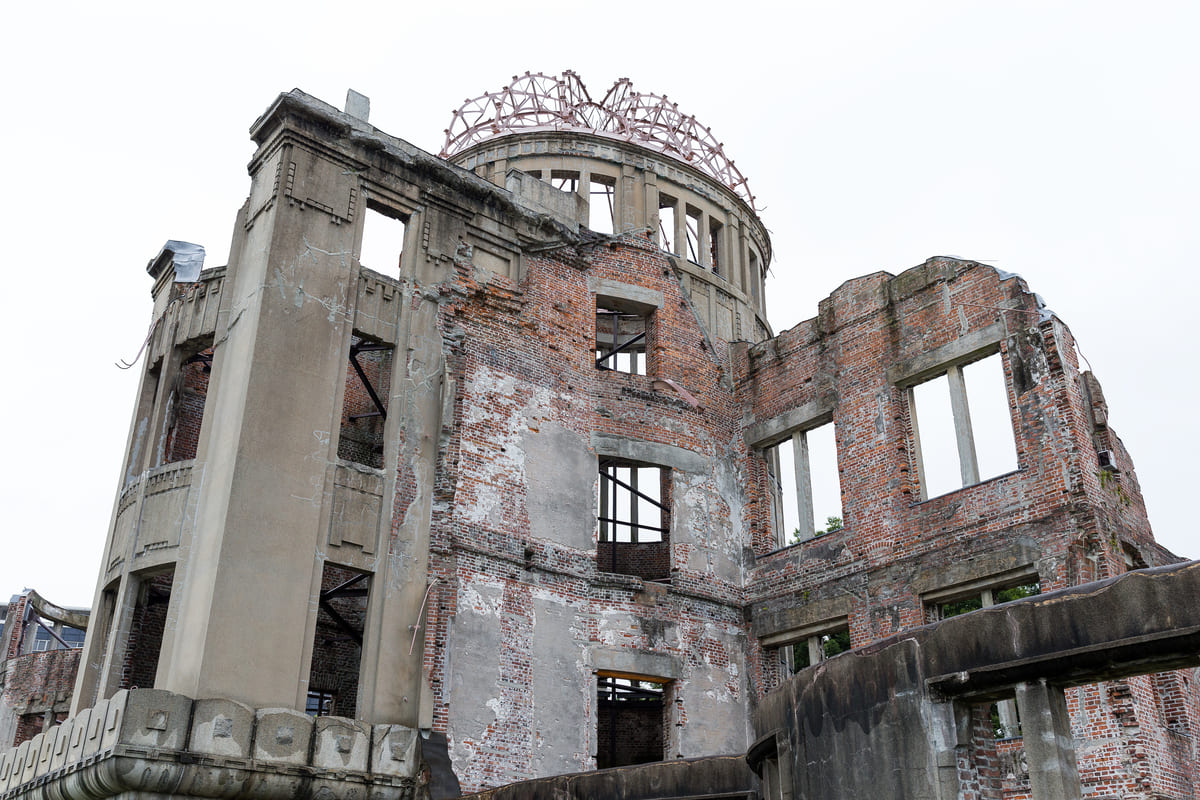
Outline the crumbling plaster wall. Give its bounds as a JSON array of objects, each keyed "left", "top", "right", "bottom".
[{"left": 421, "top": 234, "right": 754, "bottom": 792}]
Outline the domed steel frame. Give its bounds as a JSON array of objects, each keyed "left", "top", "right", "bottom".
[{"left": 441, "top": 71, "right": 757, "bottom": 211}]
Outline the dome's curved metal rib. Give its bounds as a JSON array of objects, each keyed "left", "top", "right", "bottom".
[{"left": 441, "top": 71, "right": 756, "bottom": 211}]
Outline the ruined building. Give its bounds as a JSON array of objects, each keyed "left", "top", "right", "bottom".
[
  {"left": 0, "top": 592, "right": 87, "bottom": 749},
  {"left": 0, "top": 75, "right": 1196, "bottom": 800}
]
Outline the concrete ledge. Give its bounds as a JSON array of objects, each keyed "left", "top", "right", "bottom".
[
  {"left": 592, "top": 433, "right": 707, "bottom": 474},
  {"left": 589, "top": 647, "right": 683, "bottom": 680},
  {"left": 0, "top": 688, "right": 421, "bottom": 800},
  {"left": 459, "top": 753, "right": 757, "bottom": 800}
]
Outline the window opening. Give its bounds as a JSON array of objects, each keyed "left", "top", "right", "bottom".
[
  {"left": 119, "top": 570, "right": 174, "bottom": 690},
  {"left": 306, "top": 689, "right": 337, "bottom": 717},
  {"left": 550, "top": 170, "right": 580, "bottom": 194},
  {"left": 708, "top": 220, "right": 723, "bottom": 276},
  {"left": 595, "top": 307, "right": 647, "bottom": 375},
  {"left": 596, "top": 675, "right": 666, "bottom": 769},
  {"left": 931, "top": 580, "right": 1041, "bottom": 622},
  {"left": 308, "top": 564, "right": 369, "bottom": 720},
  {"left": 597, "top": 460, "right": 670, "bottom": 580},
  {"left": 338, "top": 336, "right": 393, "bottom": 469},
  {"left": 360, "top": 206, "right": 407, "bottom": 278},
  {"left": 910, "top": 352, "right": 1017, "bottom": 500},
  {"left": 658, "top": 195, "right": 677, "bottom": 254},
  {"left": 161, "top": 346, "right": 212, "bottom": 465},
  {"left": 789, "top": 626, "right": 851, "bottom": 672},
  {"left": 766, "top": 422, "right": 842, "bottom": 546},
  {"left": 589, "top": 176, "right": 615, "bottom": 235},
  {"left": 684, "top": 207, "right": 702, "bottom": 265}
]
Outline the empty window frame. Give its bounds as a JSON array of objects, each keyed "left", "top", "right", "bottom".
[
  {"left": 928, "top": 579, "right": 1041, "bottom": 623},
  {"left": 684, "top": 206, "right": 702, "bottom": 265},
  {"left": 595, "top": 306, "right": 648, "bottom": 376},
  {"left": 908, "top": 352, "right": 1018, "bottom": 500},
  {"left": 597, "top": 460, "right": 670, "bottom": 580},
  {"left": 119, "top": 570, "right": 174, "bottom": 690},
  {"left": 308, "top": 564, "right": 369, "bottom": 720},
  {"left": 598, "top": 462, "right": 667, "bottom": 544},
  {"left": 657, "top": 194, "right": 678, "bottom": 254},
  {"left": 338, "top": 335, "right": 392, "bottom": 469},
  {"left": 360, "top": 206, "right": 407, "bottom": 278},
  {"left": 596, "top": 675, "right": 667, "bottom": 769},
  {"left": 589, "top": 176, "right": 616, "bottom": 234},
  {"left": 550, "top": 170, "right": 580, "bottom": 194},
  {"left": 765, "top": 422, "right": 842, "bottom": 546},
  {"left": 787, "top": 624, "right": 851, "bottom": 673},
  {"left": 160, "top": 346, "right": 212, "bottom": 465},
  {"left": 306, "top": 689, "right": 336, "bottom": 717}
]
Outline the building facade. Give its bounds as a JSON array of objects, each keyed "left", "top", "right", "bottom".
[{"left": 38, "top": 76, "right": 1199, "bottom": 797}]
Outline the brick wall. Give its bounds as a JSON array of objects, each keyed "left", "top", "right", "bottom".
[
  {"left": 163, "top": 347, "right": 210, "bottom": 464},
  {"left": 119, "top": 572, "right": 173, "bottom": 690},
  {"left": 414, "top": 234, "right": 751, "bottom": 792},
  {"left": 1, "top": 648, "right": 79, "bottom": 747},
  {"left": 733, "top": 258, "right": 1198, "bottom": 799}
]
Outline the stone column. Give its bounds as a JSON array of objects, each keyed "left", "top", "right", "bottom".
[{"left": 1015, "top": 679, "right": 1082, "bottom": 800}]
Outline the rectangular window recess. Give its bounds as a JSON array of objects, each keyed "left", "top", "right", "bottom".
[
  {"left": 595, "top": 307, "right": 647, "bottom": 376},
  {"left": 765, "top": 422, "right": 842, "bottom": 547},
  {"left": 596, "top": 675, "right": 667, "bottom": 769},
  {"left": 910, "top": 352, "right": 1018, "bottom": 500},
  {"left": 597, "top": 460, "right": 671, "bottom": 580},
  {"left": 360, "top": 207, "right": 407, "bottom": 279}
]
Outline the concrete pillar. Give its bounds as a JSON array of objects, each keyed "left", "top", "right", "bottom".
[
  {"left": 674, "top": 202, "right": 687, "bottom": 260},
  {"left": 792, "top": 431, "right": 815, "bottom": 541},
  {"left": 644, "top": 173, "right": 659, "bottom": 246},
  {"left": 621, "top": 164, "right": 640, "bottom": 233},
  {"left": 578, "top": 168, "right": 591, "bottom": 230},
  {"left": 1014, "top": 680, "right": 1082, "bottom": 800},
  {"left": 947, "top": 365, "right": 980, "bottom": 485},
  {"left": 159, "top": 143, "right": 362, "bottom": 709}
]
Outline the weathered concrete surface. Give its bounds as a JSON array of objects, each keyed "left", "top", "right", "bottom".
[
  {"left": 750, "top": 561, "right": 1200, "bottom": 800},
  {"left": 458, "top": 754, "right": 757, "bottom": 800},
  {"left": 0, "top": 688, "right": 421, "bottom": 800}
]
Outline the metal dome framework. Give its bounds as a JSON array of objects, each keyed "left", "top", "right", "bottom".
[{"left": 441, "top": 71, "right": 757, "bottom": 211}]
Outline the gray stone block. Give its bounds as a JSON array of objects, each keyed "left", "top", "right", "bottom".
[
  {"left": 190, "top": 698, "right": 254, "bottom": 758},
  {"left": 371, "top": 724, "right": 419, "bottom": 778},
  {"left": 254, "top": 707, "right": 313, "bottom": 765},
  {"left": 312, "top": 716, "right": 369, "bottom": 772}
]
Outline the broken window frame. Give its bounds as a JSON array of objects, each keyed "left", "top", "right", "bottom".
[
  {"left": 657, "top": 194, "right": 678, "bottom": 254},
  {"left": 306, "top": 689, "right": 337, "bottom": 717},
  {"left": 769, "top": 619, "right": 852, "bottom": 674},
  {"left": 337, "top": 335, "right": 392, "bottom": 469},
  {"left": 908, "top": 351, "right": 1019, "bottom": 501},
  {"left": 594, "top": 308, "right": 648, "bottom": 376},
  {"left": 550, "top": 170, "right": 580, "bottom": 194},
  {"left": 684, "top": 206, "right": 702, "bottom": 265},
  {"left": 597, "top": 460, "right": 668, "bottom": 546},
  {"left": 764, "top": 420, "right": 842, "bottom": 547},
  {"left": 589, "top": 175, "right": 616, "bottom": 234},
  {"left": 359, "top": 203, "right": 408, "bottom": 278},
  {"left": 595, "top": 673, "right": 668, "bottom": 769},
  {"left": 308, "top": 564, "right": 370, "bottom": 720}
]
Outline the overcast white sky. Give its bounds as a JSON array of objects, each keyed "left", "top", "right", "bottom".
[{"left": 1, "top": 1, "right": 1196, "bottom": 607}]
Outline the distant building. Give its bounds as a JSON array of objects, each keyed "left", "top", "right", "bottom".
[{"left": 0, "top": 591, "right": 86, "bottom": 748}]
